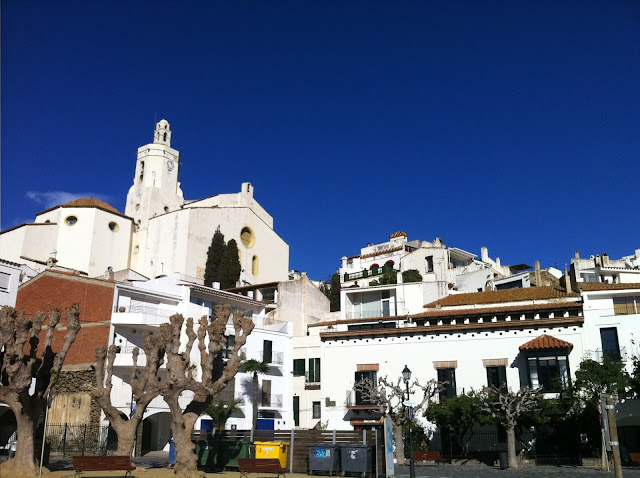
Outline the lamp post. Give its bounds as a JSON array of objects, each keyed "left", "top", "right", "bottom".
[{"left": 402, "top": 365, "right": 415, "bottom": 478}]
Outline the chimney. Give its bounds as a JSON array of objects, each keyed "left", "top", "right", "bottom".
[
  {"left": 603, "top": 253, "right": 609, "bottom": 266},
  {"left": 575, "top": 250, "right": 580, "bottom": 259},
  {"left": 564, "top": 264, "right": 572, "bottom": 292},
  {"left": 106, "top": 266, "right": 115, "bottom": 281},
  {"left": 481, "top": 247, "right": 489, "bottom": 262},
  {"left": 534, "top": 261, "right": 541, "bottom": 286},
  {"left": 496, "top": 257, "right": 501, "bottom": 268}
]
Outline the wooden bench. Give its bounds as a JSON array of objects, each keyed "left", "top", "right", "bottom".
[
  {"left": 630, "top": 452, "right": 640, "bottom": 464},
  {"left": 412, "top": 450, "right": 447, "bottom": 465},
  {"left": 72, "top": 455, "right": 136, "bottom": 477},
  {"left": 238, "top": 458, "right": 286, "bottom": 478}
]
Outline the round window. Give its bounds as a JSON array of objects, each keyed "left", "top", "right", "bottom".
[
  {"left": 240, "top": 227, "right": 255, "bottom": 248},
  {"left": 109, "top": 222, "right": 119, "bottom": 232},
  {"left": 65, "top": 216, "right": 78, "bottom": 226}
]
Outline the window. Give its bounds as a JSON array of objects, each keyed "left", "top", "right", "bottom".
[
  {"left": 293, "top": 359, "right": 305, "bottom": 377},
  {"left": 261, "top": 379, "right": 272, "bottom": 406},
  {"left": 613, "top": 297, "right": 638, "bottom": 315},
  {"left": 600, "top": 328, "right": 621, "bottom": 361},
  {"left": 293, "top": 396, "right": 300, "bottom": 426},
  {"left": 0, "top": 272, "right": 10, "bottom": 291},
  {"left": 241, "top": 227, "right": 255, "bottom": 248},
  {"left": 252, "top": 255, "right": 259, "bottom": 275},
  {"left": 527, "top": 356, "right": 570, "bottom": 392},
  {"left": 65, "top": 216, "right": 78, "bottom": 226},
  {"left": 426, "top": 256, "right": 434, "bottom": 273},
  {"left": 437, "top": 368, "right": 457, "bottom": 399},
  {"left": 108, "top": 221, "right": 119, "bottom": 232},
  {"left": 486, "top": 366, "right": 507, "bottom": 391},
  {"left": 307, "top": 358, "right": 320, "bottom": 382},
  {"left": 312, "top": 401, "right": 321, "bottom": 419},
  {"left": 354, "top": 370, "right": 377, "bottom": 405},
  {"left": 263, "top": 340, "right": 273, "bottom": 364},
  {"left": 222, "top": 335, "right": 235, "bottom": 359}
]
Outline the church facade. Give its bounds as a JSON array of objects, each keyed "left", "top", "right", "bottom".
[{"left": 1, "top": 120, "right": 290, "bottom": 286}]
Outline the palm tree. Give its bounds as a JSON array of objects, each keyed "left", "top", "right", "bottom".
[
  {"left": 241, "top": 359, "right": 270, "bottom": 429},
  {"left": 203, "top": 399, "right": 242, "bottom": 431}
]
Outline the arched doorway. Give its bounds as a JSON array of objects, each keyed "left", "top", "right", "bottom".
[{"left": 141, "top": 412, "right": 172, "bottom": 454}]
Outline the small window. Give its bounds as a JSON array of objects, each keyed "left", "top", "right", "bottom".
[
  {"left": 312, "top": 401, "right": 321, "bottom": 419},
  {"left": 108, "top": 222, "right": 119, "bottom": 232},
  {"left": 65, "top": 216, "right": 78, "bottom": 226},
  {"left": 486, "top": 366, "right": 507, "bottom": 391},
  {"left": 437, "top": 368, "right": 457, "bottom": 399},
  {"left": 241, "top": 227, "right": 255, "bottom": 248},
  {"left": 293, "top": 359, "right": 305, "bottom": 376},
  {"left": 308, "top": 358, "right": 321, "bottom": 382},
  {"left": 164, "top": 206, "right": 169, "bottom": 213},
  {"left": 252, "top": 255, "right": 259, "bottom": 275},
  {"left": 0, "top": 272, "right": 10, "bottom": 291}
]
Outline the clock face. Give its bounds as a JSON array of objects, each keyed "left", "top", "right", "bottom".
[{"left": 167, "top": 160, "right": 174, "bottom": 170}]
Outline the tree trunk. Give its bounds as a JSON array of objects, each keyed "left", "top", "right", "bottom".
[
  {"left": 1, "top": 404, "right": 38, "bottom": 477},
  {"left": 392, "top": 421, "right": 407, "bottom": 466},
  {"left": 506, "top": 425, "right": 518, "bottom": 469},
  {"left": 252, "top": 372, "right": 259, "bottom": 430},
  {"left": 168, "top": 398, "right": 204, "bottom": 478},
  {"left": 113, "top": 421, "right": 138, "bottom": 457}
]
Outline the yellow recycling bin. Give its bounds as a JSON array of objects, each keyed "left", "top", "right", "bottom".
[{"left": 254, "top": 441, "right": 290, "bottom": 468}]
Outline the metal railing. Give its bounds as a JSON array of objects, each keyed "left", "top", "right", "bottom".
[
  {"left": 46, "top": 423, "right": 114, "bottom": 456},
  {"left": 592, "top": 346, "right": 627, "bottom": 362},
  {"left": 114, "top": 305, "right": 175, "bottom": 318},
  {"left": 343, "top": 266, "right": 397, "bottom": 282},
  {"left": 305, "top": 370, "right": 321, "bottom": 383},
  {"left": 260, "top": 394, "right": 283, "bottom": 408},
  {"left": 119, "top": 344, "right": 146, "bottom": 355},
  {"left": 259, "top": 351, "right": 284, "bottom": 365}
]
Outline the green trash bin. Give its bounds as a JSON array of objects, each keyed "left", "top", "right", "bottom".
[
  {"left": 197, "top": 438, "right": 218, "bottom": 470},
  {"left": 218, "top": 440, "right": 253, "bottom": 469}
]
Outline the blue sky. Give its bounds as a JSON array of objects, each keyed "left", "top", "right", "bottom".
[{"left": 2, "top": 1, "right": 639, "bottom": 280}]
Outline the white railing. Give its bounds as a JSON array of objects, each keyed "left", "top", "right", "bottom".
[
  {"left": 115, "top": 305, "right": 175, "bottom": 318},
  {"left": 260, "top": 394, "right": 283, "bottom": 408},
  {"left": 586, "top": 307, "right": 639, "bottom": 317},
  {"left": 259, "top": 351, "right": 284, "bottom": 365}
]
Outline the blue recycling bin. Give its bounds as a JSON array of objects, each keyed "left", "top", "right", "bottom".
[{"left": 169, "top": 438, "right": 175, "bottom": 464}]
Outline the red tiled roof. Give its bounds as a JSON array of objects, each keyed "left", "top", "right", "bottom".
[
  {"left": 412, "top": 301, "right": 582, "bottom": 319},
  {"left": 425, "top": 286, "right": 578, "bottom": 307},
  {"left": 519, "top": 334, "right": 573, "bottom": 352},
  {"left": 390, "top": 231, "right": 407, "bottom": 238},
  {"left": 36, "top": 197, "right": 132, "bottom": 220},
  {"left": 580, "top": 282, "right": 640, "bottom": 291}
]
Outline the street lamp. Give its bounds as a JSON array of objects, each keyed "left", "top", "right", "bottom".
[{"left": 402, "top": 365, "right": 415, "bottom": 478}]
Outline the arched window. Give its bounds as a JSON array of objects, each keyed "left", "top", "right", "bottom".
[
  {"left": 370, "top": 263, "right": 379, "bottom": 270},
  {"left": 252, "top": 255, "right": 259, "bottom": 275},
  {"left": 163, "top": 132, "right": 167, "bottom": 141},
  {"left": 385, "top": 260, "right": 394, "bottom": 267}
]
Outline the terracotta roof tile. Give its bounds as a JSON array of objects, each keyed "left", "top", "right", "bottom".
[
  {"left": 36, "top": 197, "right": 132, "bottom": 220},
  {"left": 412, "top": 301, "right": 582, "bottom": 319},
  {"left": 579, "top": 282, "right": 640, "bottom": 291},
  {"left": 360, "top": 246, "right": 403, "bottom": 260},
  {"left": 390, "top": 231, "right": 407, "bottom": 239},
  {"left": 425, "top": 286, "right": 578, "bottom": 307},
  {"left": 519, "top": 334, "right": 573, "bottom": 352}
]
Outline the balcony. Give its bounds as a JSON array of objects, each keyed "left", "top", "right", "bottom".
[
  {"left": 260, "top": 394, "right": 283, "bottom": 409},
  {"left": 345, "top": 390, "right": 383, "bottom": 411},
  {"left": 259, "top": 351, "right": 284, "bottom": 366},
  {"left": 343, "top": 266, "right": 397, "bottom": 282},
  {"left": 593, "top": 347, "right": 627, "bottom": 363},
  {"left": 305, "top": 371, "right": 321, "bottom": 390},
  {"left": 112, "top": 305, "right": 175, "bottom": 326}
]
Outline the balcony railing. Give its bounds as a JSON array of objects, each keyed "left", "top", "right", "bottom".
[
  {"left": 114, "top": 305, "right": 175, "bottom": 317},
  {"left": 119, "top": 345, "right": 145, "bottom": 355},
  {"left": 305, "top": 371, "right": 321, "bottom": 383},
  {"left": 344, "top": 390, "right": 382, "bottom": 409},
  {"left": 592, "top": 347, "right": 627, "bottom": 362},
  {"left": 343, "top": 266, "right": 397, "bottom": 282},
  {"left": 588, "top": 307, "right": 639, "bottom": 317},
  {"left": 260, "top": 351, "right": 284, "bottom": 365},
  {"left": 260, "top": 394, "right": 283, "bottom": 408}
]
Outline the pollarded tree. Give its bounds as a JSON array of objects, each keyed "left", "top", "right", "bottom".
[
  {"left": 92, "top": 334, "right": 166, "bottom": 456},
  {"left": 353, "top": 374, "right": 442, "bottom": 465},
  {"left": 0, "top": 305, "right": 81, "bottom": 478},
  {"left": 157, "top": 305, "right": 253, "bottom": 478},
  {"left": 219, "top": 239, "right": 241, "bottom": 289},
  {"left": 204, "top": 226, "right": 226, "bottom": 287},
  {"left": 241, "top": 359, "right": 270, "bottom": 430},
  {"left": 474, "top": 386, "right": 542, "bottom": 469}
]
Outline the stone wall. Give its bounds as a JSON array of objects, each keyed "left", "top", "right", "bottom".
[{"left": 50, "top": 368, "right": 101, "bottom": 426}]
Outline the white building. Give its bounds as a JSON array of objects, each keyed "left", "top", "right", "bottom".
[
  {"left": 338, "top": 232, "right": 514, "bottom": 321},
  {"left": 0, "top": 120, "right": 290, "bottom": 287},
  {"left": 308, "top": 279, "right": 640, "bottom": 432},
  {"left": 109, "top": 273, "right": 293, "bottom": 452},
  {"left": 0, "top": 259, "right": 37, "bottom": 307}
]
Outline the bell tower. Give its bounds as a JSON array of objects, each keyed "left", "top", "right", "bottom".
[{"left": 125, "top": 120, "right": 184, "bottom": 273}]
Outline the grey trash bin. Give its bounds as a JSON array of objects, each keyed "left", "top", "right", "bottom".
[
  {"left": 339, "top": 444, "right": 373, "bottom": 476},
  {"left": 308, "top": 443, "right": 340, "bottom": 475},
  {"left": 498, "top": 451, "right": 508, "bottom": 470}
]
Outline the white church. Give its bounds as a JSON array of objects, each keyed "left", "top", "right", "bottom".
[{"left": 0, "top": 120, "right": 290, "bottom": 286}]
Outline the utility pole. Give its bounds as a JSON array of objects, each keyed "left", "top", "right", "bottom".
[{"left": 605, "top": 394, "right": 623, "bottom": 478}]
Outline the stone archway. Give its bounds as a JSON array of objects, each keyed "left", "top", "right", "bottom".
[{"left": 141, "top": 412, "right": 172, "bottom": 454}]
